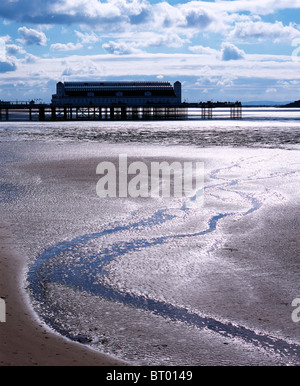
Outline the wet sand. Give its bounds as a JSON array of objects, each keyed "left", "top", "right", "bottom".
[
  {"left": 0, "top": 143, "right": 180, "bottom": 367},
  {"left": 0, "top": 224, "right": 127, "bottom": 366},
  {"left": 0, "top": 141, "right": 299, "bottom": 366}
]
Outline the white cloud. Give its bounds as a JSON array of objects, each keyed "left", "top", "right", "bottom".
[
  {"left": 50, "top": 0, "right": 124, "bottom": 29},
  {"left": 102, "top": 41, "right": 143, "bottom": 55},
  {"left": 23, "top": 53, "right": 39, "bottom": 63},
  {"left": 6, "top": 44, "right": 26, "bottom": 55},
  {"left": 101, "top": 31, "right": 188, "bottom": 51},
  {"left": 179, "top": 5, "right": 213, "bottom": 29},
  {"left": 0, "top": 35, "right": 12, "bottom": 61},
  {"left": 52, "top": 0, "right": 121, "bottom": 20},
  {"left": 0, "top": 38, "right": 6, "bottom": 61},
  {"left": 189, "top": 42, "right": 245, "bottom": 61},
  {"left": 50, "top": 42, "right": 83, "bottom": 51},
  {"left": 0, "top": 0, "right": 299, "bottom": 41},
  {"left": 229, "top": 21, "right": 300, "bottom": 42},
  {"left": 189, "top": 45, "right": 218, "bottom": 55},
  {"left": 266, "top": 87, "right": 277, "bottom": 93},
  {"left": 217, "top": 75, "right": 237, "bottom": 87},
  {"left": 206, "top": 0, "right": 300, "bottom": 16},
  {"left": 75, "top": 31, "right": 100, "bottom": 45},
  {"left": 61, "top": 58, "right": 102, "bottom": 77},
  {"left": 196, "top": 71, "right": 238, "bottom": 88},
  {"left": 1, "top": 1, "right": 299, "bottom": 55},
  {"left": 52, "top": 52, "right": 300, "bottom": 80},
  {"left": 18, "top": 27, "right": 47, "bottom": 46},
  {"left": 0, "top": 36, "right": 17, "bottom": 71},
  {"left": 221, "top": 42, "right": 245, "bottom": 61},
  {"left": 111, "top": 0, "right": 151, "bottom": 22},
  {"left": 277, "top": 80, "right": 300, "bottom": 88},
  {"left": 0, "top": 0, "right": 298, "bottom": 27},
  {"left": 145, "top": 33, "right": 187, "bottom": 48},
  {"left": 0, "top": 56, "right": 17, "bottom": 72},
  {"left": 151, "top": 2, "right": 215, "bottom": 35}
]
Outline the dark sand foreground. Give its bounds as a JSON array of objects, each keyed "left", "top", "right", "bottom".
[{"left": 0, "top": 224, "right": 127, "bottom": 366}]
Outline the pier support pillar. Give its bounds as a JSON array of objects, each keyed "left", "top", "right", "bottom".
[
  {"left": 51, "top": 107, "right": 56, "bottom": 121},
  {"left": 201, "top": 106, "right": 212, "bottom": 119},
  {"left": 39, "top": 107, "right": 45, "bottom": 121},
  {"left": 230, "top": 105, "right": 242, "bottom": 119},
  {"left": 121, "top": 106, "right": 127, "bottom": 120},
  {"left": 110, "top": 107, "right": 114, "bottom": 120},
  {"left": 132, "top": 107, "right": 138, "bottom": 120}
]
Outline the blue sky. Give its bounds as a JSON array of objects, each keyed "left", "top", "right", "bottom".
[{"left": 0, "top": 0, "right": 300, "bottom": 103}]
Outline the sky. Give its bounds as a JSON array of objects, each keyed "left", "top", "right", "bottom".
[{"left": 0, "top": 0, "right": 300, "bottom": 103}]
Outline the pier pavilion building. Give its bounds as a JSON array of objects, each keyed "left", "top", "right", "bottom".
[{"left": 51, "top": 81, "right": 182, "bottom": 106}]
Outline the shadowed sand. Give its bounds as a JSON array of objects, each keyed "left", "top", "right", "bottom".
[{"left": 0, "top": 224, "right": 127, "bottom": 366}]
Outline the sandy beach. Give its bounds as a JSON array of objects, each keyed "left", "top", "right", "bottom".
[
  {"left": 0, "top": 223, "right": 127, "bottom": 366},
  {"left": 0, "top": 142, "right": 132, "bottom": 366},
  {"left": 0, "top": 136, "right": 299, "bottom": 366}
]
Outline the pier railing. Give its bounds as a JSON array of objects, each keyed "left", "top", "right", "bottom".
[{"left": 0, "top": 102, "right": 242, "bottom": 121}]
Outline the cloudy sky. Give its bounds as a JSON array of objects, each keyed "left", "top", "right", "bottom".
[{"left": 0, "top": 0, "right": 300, "bottom": 103}]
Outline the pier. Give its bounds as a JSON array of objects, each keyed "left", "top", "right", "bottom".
[{"left": 0, "top": 102, "right": 242, "bottom": 121}]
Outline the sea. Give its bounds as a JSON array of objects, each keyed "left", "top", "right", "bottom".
[{"left": 0, "top": 107, "right": 300, "bottom": 366}]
